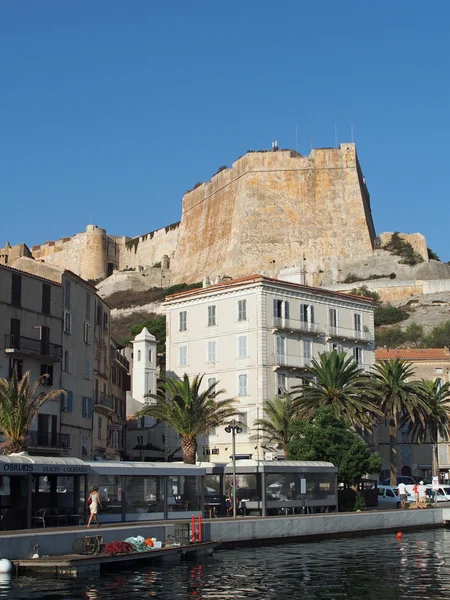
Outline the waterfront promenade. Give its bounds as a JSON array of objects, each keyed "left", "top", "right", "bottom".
[{"left": 1, "top": 508, "right": 449, "bottom": 561}]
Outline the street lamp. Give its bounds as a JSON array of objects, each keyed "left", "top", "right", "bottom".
[{"left": 225, "top": 420, "right": 242, "bottom": 518}]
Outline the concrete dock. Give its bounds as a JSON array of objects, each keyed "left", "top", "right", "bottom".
[
  {"left": 12, "top": 542, "right": 217, "bottom": 577},
  {"left": 2, "top": 508, "right": 450, "bottom": 567}
]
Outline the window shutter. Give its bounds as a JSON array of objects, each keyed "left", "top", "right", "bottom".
[
  {"left": 88, "top": 398, "right": 93, "bottom": 419},
  {"left": 310, "top": 305, "right": 315, "bottom": 323},
  {"left": 273, "top": 298, "right": 278, "bottom": 317},
  {"left": 67, "top": 391, "right": 73, "bottom": 413},
  {"left": 284, "top": 301, "right": 290, "bottom": 319}
]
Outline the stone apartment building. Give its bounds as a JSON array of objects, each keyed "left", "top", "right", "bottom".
[
  {"left": 0, "top": 264, "right": 66, "bottom": 454},
  {"left": 0, "top": 259, "right": 129, "bottom": 460},
  {"left": 375, "top": 348, "right": 450, "bottom": 482},
  {"left": 164, "top": 274, "right": 375, "bottom": 461}
]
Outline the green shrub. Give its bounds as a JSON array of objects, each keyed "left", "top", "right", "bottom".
[
  {"left": 353, "top": 493, "right": 365, "bottom": 512},
  {"left": 374, "top": 304, "right": 408, "bottom": 326},
  {"left": 375, "top": 325, "right": 406, "bottom": 349},
  {"left": 342, "top": 273, "right": 360, "bottom": 283},
  {"left": 424, "top": 320, "right": 450, "bottom": 348},
  {"left": 428, "top": 247, "right": 440, "bottom": 261},
  {"left": 130, "top": 315, "right": 166, "bottom": 354}
]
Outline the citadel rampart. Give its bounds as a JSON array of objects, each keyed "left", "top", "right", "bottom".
[
  {"left": 171, "top": 143, "right": 376, "bottom": 283},
  {"left": 8, "top": 143, "right": 432, "bottom": 289}
]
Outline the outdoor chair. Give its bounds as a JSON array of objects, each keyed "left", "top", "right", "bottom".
[{"left": 32, "top": 508, "right": 47, "bottom": 528}]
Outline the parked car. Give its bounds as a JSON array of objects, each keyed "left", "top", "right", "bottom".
[
  {"left": 377, "top": 485, "right": 414, "bottom": 509},
  {"left": 425, "top": 484, "right": 450, "bottom": 502}
]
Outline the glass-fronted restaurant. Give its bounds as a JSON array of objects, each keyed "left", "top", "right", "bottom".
[
  {"left": 0, "top": 456, "right": 204, "bottom": 530},
  {"left": 84, "top": 461, "right": 204, "bottom": 523},
  {"left": 203, "top": 460, "right": 338, "bottom": 516}
]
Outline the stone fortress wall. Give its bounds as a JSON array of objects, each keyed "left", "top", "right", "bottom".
[{"left": 4, "top": 142, "right": 450, "bottom": 294}]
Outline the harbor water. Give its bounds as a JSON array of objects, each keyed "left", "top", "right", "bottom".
[{"left": 5, "top": 527, "right": 450, "bottom": 599}]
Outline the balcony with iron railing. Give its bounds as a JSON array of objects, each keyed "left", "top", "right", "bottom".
[
  {"left": 326, "top": 326, "right": 374, "bottom": 342},
  {"left": 95, "top": 391, "right": 114, "bottom": 411},
  {"left": 273, "top": 353, "right": 313, "bottom": 370},
  {"left": 272, "top": 317, "right": 323, "bottom": 336},
  {"left": 29, "top": 431, "right": 70, "bottom": 449},
  {"left": 4, "top": 334, "right": 63, "bottom": 361}
]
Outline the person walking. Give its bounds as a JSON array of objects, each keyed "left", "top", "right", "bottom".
[
  {"left": 397, "top": 482, "right": 407, "bottom": 509},
  {"left": 413, "top": 482, "right": 419, "bottom": 508},
  {"left": 418, "top": 481, "right": 427, "bottom": 509},
  {"left": 87, "top": 486, "right": 102, "bottom": 528}
]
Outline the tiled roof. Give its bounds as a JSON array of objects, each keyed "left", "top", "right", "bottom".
[
  {"left": 0, "top": 262, "right": 62, "bottom": 286},
  {"left": 376, "top": 348, "right": 450, "bottom": 361},
  {"left": 164, "top": 274, "right": 375, "bottom": 305}
]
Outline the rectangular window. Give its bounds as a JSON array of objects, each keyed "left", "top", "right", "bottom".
[
  {"left": 238, "top": 335, "right": 248, "bottom": 359},
  {"left": 353, "top": 347, "right": 363, "bottom": 366},
  {"left": 103, "top": 312, "right": 109, "bottom": 331},
  {"left": 238, "top": 374, "right": 248, "bottom": 396},
  {"left": 86, "top": 293, "right": 91, "bottom": 320},
  {"left": 64, "top": 311, "right": 72, "bottom": 334},
  {"left": 42, "top": 284, "right": 51, "bottom": 315},
  {"left": 85, "top": 359, "right": 92, "bottom": 379},
  {"left": 238, "top": 299, "right": 247, "bottom": 321},
  {"left": 9, "top": 358, "right": 23, "bottom": 380},
  {"left": 97, "top": 416, "right": 102, "bottom": 440},
  {"left": 82, "top": 397, "right": 93, "bottom": 419},
  {"left": 207, "top": 340, "right": 216, "bottom": 362},
  {"left": 273, "top": 298, "right": 289, "bottom": 319},
  {"left": 208, "top": 305, "right": 216, "bottom": 326},
  {"left": 238, "top": 412, "right": 248, "bottom": 429},
  {"left": 328, "top": 308, "right": 338, "bottom": 328},
  {"left": 207, "top": 377, "right": 217, "bottom": 397},
  {"left": 40, "top": 364, "right": 54, "bottom": 386},
  {"left": 63, "top": 351, "right": 72, "bottom": 373},
  {"left": 179, "top": 345, "right": 187, "bottom": 367},
  {"left": 277, "top": 373, "right": 287, "bottom": 396},
  {"left": 179, "top": 311, "right": 187, "bottom": 332},
  {"left": 96, "top": 303, "right": 102, "bottom": 325},
  {"left": 300, "top": 304, "right": 315, "bottom": 323},
  {"left": 303, "top": 340, "right": 312, "bottom": 358},
  {"left": 11, "top": 273, "right": 21, "bottom": 307},
  {"left": 64, "top": 279, "right": 71, "bottom": 310},
  {"left": 84, "top": 322, "right": 90, "bottom": 344},
  {"left": 10, "top": 318, "right": 20, "bottom": 347},
  {"left": 276, "top": 335, "right": 286, "bottom": 357},
  {"left": 354, "top": 313, "right": 362, "bottom": 332},
  {"left": 65, "top": 390, "right": 73, "bottom": 413}
]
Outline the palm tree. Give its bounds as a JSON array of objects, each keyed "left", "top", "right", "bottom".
[
  {"left": 292, "top": 351, "right": 381, "bottom": 431},
  {"left": 251, "top": 394, "right": 299, "bottom": 459},
  {"left": 406, "top": 378, "right": 450, "bottom": 477},
  {"left": 371, "top": 359, "right": 425, "bottom": 485},
  {"left": 137, "top": 373, "right": 237, "bottom": 464},
  {"left": 0, "top": 370, "right": 66, "bottom": 454}
]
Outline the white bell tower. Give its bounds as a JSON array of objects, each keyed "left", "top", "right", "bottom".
[{"left": 131, "top": 327, "right": 157, "bottom": 404}]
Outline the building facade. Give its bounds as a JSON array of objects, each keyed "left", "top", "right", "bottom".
[
  {"left": 164, "top": 275, "right": 375, "bottom": 461},
  {"left": 0, "top": 264, "right": 65, "bottom": 455},
  {"left": 375, "top": 348, "right": 450, "bottom": 482}
]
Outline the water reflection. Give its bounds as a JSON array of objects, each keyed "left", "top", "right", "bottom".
[{"left": 8, "top": 529, "right": 450, "bottom": 599}]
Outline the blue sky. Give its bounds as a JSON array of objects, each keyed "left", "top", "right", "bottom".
[{"left": 1, "top": 1, "right": 449, "bottom": 260}]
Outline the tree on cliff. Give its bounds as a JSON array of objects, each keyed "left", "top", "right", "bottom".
[
  {"left": 292, "top": 351, "right": 381, "bottom": 431},
  {"left": 0, "top": 370, "right": 66, "bottom": 454},
  {"left": 137, "top": 374, "right": 237, "bottom": 464},
  {"left": 251, "top": 395, "right": 300, "bottom": 459},
  {"left": 370, "top": 359, "right": 424, "bottom": 486},
  {"left": 288, "top": 406, "right": 382, "bottom": 488}
]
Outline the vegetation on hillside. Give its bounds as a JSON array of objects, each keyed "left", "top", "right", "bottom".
[
  {"left": 107, "top": 282, "right": 202, "bottom": 310},
  {"left": 375, "top": 319, "right": 450, "bottom": 349},
  {"left": 383, "top": 232, "right": 424, "bottom": 266}
]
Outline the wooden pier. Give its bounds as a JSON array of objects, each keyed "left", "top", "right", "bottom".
[{"left": 13, "top": 541, "right": 217, "bottom": 578}]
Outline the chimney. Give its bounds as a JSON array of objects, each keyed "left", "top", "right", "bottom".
[{"left": 203, "top": 276, "right": 211, "bottom": 288}]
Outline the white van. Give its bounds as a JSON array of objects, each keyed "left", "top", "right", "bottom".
[{"left": 425, "top": 484, "right": 450, "bottom": 502}]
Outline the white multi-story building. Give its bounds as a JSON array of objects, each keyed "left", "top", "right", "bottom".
[{"left": 164, "top": 275, "right": 375, "bottom": 461}]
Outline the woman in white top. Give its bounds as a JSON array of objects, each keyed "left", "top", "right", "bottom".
[{"left": 87, "top": 486, "right": 102, "bottom": 528}]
